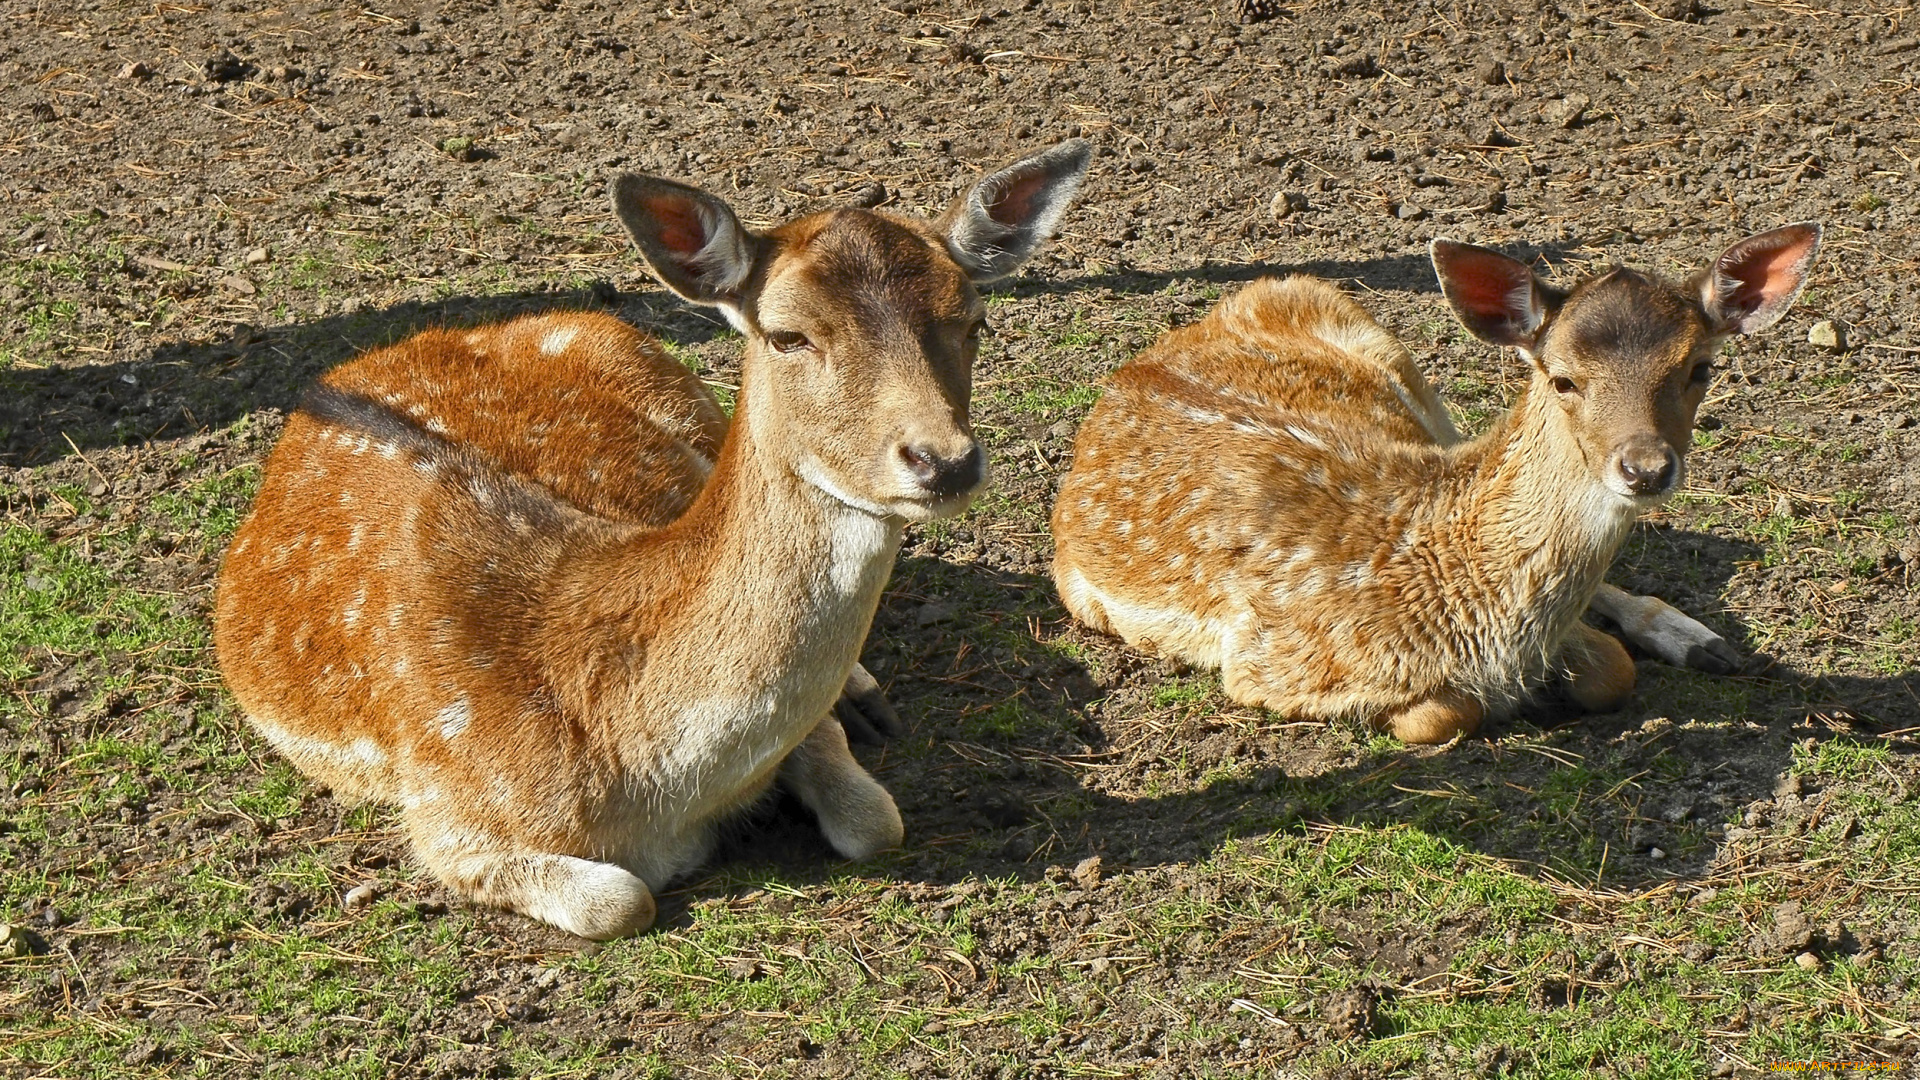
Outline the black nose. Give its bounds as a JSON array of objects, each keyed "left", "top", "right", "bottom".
[
  {"left": 1617, "top": 447, "right": 1678, "bottom": 495},
  {"left": 899, "top": 442, "right": 984, "bottom": 497}
]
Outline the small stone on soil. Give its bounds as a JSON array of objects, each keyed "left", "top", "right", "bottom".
[
  {"left": 1319, "top": 986, "right": 1380, "bottom": 1040},
  {"left": 1237, "top": 0, "right": 1285, "bottom": 24},
  {"left": 1269, "top": 191, "right": 1308, "bottom": 219},
  {"left": 0, "top": 924, "right": 51, "bottom": 958},
  {"left": 1542, "top": 92, "right": 1591, "bottom": 128},
  {"left": 1807, "top": 320, "right": 1844, "bottom": 350},
  {"left": 1795, "top": 951, "right": 1822, "bottom": 971},
  {"left": 117, "top": 62, "right": 152, "bottom": 80},
  {"left": 1477, "top": 59, "right": 1506, "bottom": 85},
  {"left": 343, "top": 882, "right": 379, "bottom": 910},
  {"left": 244, "top": 247, "right": 269, "bottom": 266},
  {"left": 1072, "top": 855, "right": 1104, "bottom": 887},
  {"left": 1772, "top": 901, "right": 1814, "bottom": 953}
]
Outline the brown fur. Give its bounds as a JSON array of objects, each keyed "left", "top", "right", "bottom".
[
  {"left": 1053, "top": 226, "right": 1819, "bottom": 744},
  {"left": 214, "top": 142, "right": 1091, "bottom": 937}
]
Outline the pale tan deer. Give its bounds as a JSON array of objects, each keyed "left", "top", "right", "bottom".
[
  {"left": 213, "top": 139, "right": 1091, "bottom": 938},
  {"left": 1053, "top": 226, "right": 1820, "bottom": 743}
]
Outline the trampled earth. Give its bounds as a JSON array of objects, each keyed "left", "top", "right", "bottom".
[{"left": 1, "top": 0, "right": 1917, "bottom": 1077}]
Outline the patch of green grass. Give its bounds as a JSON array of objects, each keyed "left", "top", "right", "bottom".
[
  {"left": 0, "top": 523, "right": 207, "bottom": 712},
  {"left": 1792, "top": 737, "right": 1893, "bottom": 781},
  {"left": 1150, "top": 674, "right": 1220, "bottom": 711},
  {"left": 1013, "top": 382, "right": 1100, "bottom": 419},
  {"left": 151, "top": 463, "right": 260, "bottom": 549}
]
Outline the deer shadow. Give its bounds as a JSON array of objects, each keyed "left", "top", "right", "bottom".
[
  {"left": 10, "top": 251, "right": 1899, "bottom": 921},
  {"left": 1, "top": 246, "right": 1598, "bottom": 467},
  {"left": 0, "top": 281, "right": 737, "bottom": 468},
  {"left": 689, "top": 530, "right": 1917, "bottom": 925}
]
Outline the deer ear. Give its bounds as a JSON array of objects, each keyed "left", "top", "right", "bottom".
[
  {"left": 609, "top": 174, "right": 758, "bottom": 310},
  {"left": 938, "top": 138, "right": 1092, "bottom": 282},
  {"left": 1700, "top": 222, "right": 1822, "bottom": 335},
  {"left": 1430, "top": 240, "right": 1562, "bottom": 350}
]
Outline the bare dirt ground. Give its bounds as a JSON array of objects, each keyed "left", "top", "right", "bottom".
[{"left": 2, "top": 0, "right": 1917, "bottom": 1076}]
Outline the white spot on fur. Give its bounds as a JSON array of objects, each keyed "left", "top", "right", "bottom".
[
  {"left": 436, "top": 698, "right": 473, "bottom": 740},
  {"left": 540, "top": 326, "right": 579, "bottom": 355},
  {"left": 1285, "top": 424, "right": 1327, "bottom": 450}
]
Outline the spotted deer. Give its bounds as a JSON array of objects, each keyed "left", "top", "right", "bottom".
[
  {"left": 1052, "top": 226, "right": 1820, "bottom": 743},
  {"left": 213, "top": 140, "right": 1092, "bottom": 938}
]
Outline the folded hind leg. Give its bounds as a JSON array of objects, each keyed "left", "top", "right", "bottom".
[
  {"left": 1559, "top": 622, "right": 1636, "bottom": 714},
  {"left": 781, "top": 716, "right": 904, "bottom": 859},
  {"left": 407, "top": 809, "right": 654, "bottom": 940},
  {"left": 1375, "top": 687, "right": 1484, "bottom": 744}
]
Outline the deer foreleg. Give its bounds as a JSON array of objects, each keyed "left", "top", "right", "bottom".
[{"left": 1590, "top": 583, "right": 1740, "bottom": 674}]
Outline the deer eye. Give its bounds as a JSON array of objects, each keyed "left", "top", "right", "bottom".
[
  {"left": 1689, "top": 360, "right": 1716, "bottom": 385},
  {"left": 965, "top": 319, "right": 990, "bottom": 342},
  {"left": 1550, "top": 375, "right": 1582, "bottom": 396},
  {"left": 767, "top": 330, "right": 813, "bottom": 354}
]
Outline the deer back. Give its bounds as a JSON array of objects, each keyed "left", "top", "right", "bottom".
[
  {"left": 1055, "top": 226, "right": 1822, "bottom": 727},
  {"left": 213, "top": 311, "right": 712, "bottom": 802},
  {"left": 1054, "top": 278, "right": 1459, "bottom": 662}
]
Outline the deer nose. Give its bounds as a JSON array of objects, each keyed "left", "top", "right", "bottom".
[
  {"left": 1615, "top": 443, "right": 1679, "bottom": 496},
  {"left": 898, "top": 440, "right": 984, "bottom": 498}
]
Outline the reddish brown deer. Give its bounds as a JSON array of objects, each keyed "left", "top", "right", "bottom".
[
  {"left": 1052, "top": 226, "right": 1820, "bottom": 743},
  {"left": 213, "top": 140, "right": 1091, "bottom": 937}
]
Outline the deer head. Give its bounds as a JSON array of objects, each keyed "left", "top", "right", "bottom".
[
  {"left": 1432, "top": 224, "right": 1821, "bottom": 500},
  {"left": 610, "top": 139, "right": 1092, "bottom": 521}
]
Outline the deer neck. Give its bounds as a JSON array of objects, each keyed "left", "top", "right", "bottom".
[
  {"left": 539, "top": 374, "right": 903, "bottom": 754},
  {"left": 1448, "top": 383, "right": 1642, "bottom": 616}
]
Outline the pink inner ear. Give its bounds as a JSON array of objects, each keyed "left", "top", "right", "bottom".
[
  {"left": 1724, "top": 242, "right": 1804, "bottom": 298},
  {"left": 986, "top": 173, "right": 1044, "bottom": 226},
  {"left": 643, "top": 195, "right": 708, "bottom": 261},
  {"left": 1449, "top": 252, "right": 1530, "bottom": 319}
]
